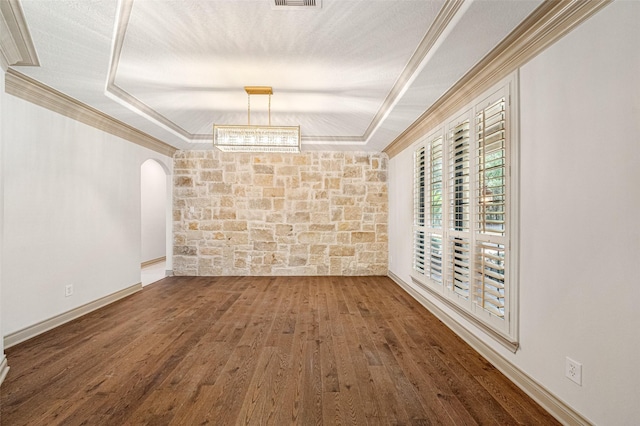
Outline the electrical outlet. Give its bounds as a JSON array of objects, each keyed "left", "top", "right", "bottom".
[
  {"left": 65, "top": 284, "right": 73, "bottom": 297},
  {"left": 565, "top": 357, "right": 582, "bottom": 385}
]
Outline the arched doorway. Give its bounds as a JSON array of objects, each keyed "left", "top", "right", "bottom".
[{"left": 140, "top": 159, "right": 170, "bottom": 286}]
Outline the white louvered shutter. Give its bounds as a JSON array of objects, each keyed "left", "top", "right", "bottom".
[
  {"left": 427, "top": 135, "right": 444, "bottom": 284},
  {"left": 447, "top": 117, "right": 471, "bottom": 300},
  {"left": 474, "top": 97, "right": 508, "bottom": 320},
  {"left": 409, "top": 75, "right": 517, "bottom": 346},
  {"left": 413, "top": 146, "right": 426, "bottom": 275}
]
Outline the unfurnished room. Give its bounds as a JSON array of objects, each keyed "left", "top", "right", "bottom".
[{"left": 0, "top": 0, "right": 639, "bottom": 424}]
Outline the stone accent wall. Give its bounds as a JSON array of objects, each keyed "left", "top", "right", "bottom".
[{"left": 173, "top": 151, "right": 388, "bottom": 276}]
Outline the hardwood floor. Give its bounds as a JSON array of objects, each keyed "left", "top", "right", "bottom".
[{"left": 0, "top": 276, "right": 559, "bottom": 425}]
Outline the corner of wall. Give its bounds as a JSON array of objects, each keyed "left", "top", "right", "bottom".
[{"left": 0, "top": 62, "right": 6, "bottom": 381}]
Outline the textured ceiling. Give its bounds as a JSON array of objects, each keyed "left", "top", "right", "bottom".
[{"left": 14, "top": 0, "right": 543, "bottom": 151}]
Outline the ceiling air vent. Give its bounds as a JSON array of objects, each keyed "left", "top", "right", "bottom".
[{"left": 271, "top": 0, "right": 321, "bottom": 10}]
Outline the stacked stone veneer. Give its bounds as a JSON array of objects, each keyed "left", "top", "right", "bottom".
[{"left": 173, "top": 150, "right": 388, "bottom": 276}]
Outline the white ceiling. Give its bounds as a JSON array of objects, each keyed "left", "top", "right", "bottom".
[{"left": 13, "top": 0, "right": 543, "bottom": 152}]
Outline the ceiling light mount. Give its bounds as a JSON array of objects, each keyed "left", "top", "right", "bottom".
[
  {"left": 244, "top": 86, "right": 273, "bottom": 96},
  {"left": 213, "top": 86, "right": 301, "bottom": 153}
]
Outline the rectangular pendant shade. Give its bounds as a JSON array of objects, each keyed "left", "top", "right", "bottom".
[{"left": 213, "top": 125, "right": 301, "bottom": 153}]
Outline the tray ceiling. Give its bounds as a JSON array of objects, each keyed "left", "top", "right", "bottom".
[{"left": 11, "top": 0, "right": 543, "bottom": 151}]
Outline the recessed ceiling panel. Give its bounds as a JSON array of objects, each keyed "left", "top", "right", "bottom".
[
  {"left": 13, "top": 0, "right": 549, "bottom": 151},
  {"left": 114, "top": 0, "right": 444, "bottom": 138}
]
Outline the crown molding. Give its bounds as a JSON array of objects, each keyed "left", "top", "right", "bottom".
[
  {"left": 105, "top": 0, "right": 193, "bottom": 143},
  {"left": 384, "top": 0, "right": 612, "bottom": 158},
  {"left": 360, "top": 0, "right": 464, "bottom": 142},
  {"left": 5, "top": 69, "right": 177, "bottom": 157},
  {"left": 107, "top": 0, "right": 465, "bottom": 145},
  {"left": 0, "top": 0, "right": 39, "bottom": 70}
]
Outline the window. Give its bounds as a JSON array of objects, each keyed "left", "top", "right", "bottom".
[
  {"left": 413, "top": 134, "right": 443, "bottom": 283},
  {"left": 412, "top": 75, "right": 518, "bottom": 348}
]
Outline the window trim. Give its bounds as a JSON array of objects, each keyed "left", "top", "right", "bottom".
[{"left": 411, "top": 72, "right": 520, "bottom": 352}]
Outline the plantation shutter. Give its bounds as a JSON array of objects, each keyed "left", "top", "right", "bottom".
[
  {"left": 413, "top": 146, "right": 426, "bottom": 275},
  {"left": 427, "top": 136, "right": 444, "bottom": 284},
  {"left": 447, "top": 119, "right": 471, "bottom": 299},
  {"left": 475, "top": 242, "right": 506, "bottom": 318},
  {"left": 409, "top": 76, "right": 517, "bottom": 347},
  {"left": 414, "top": 146, "right": 426, "bottom": 228},
  {"left": 474, "top": 97, "right": 508, "bottom": 319}
]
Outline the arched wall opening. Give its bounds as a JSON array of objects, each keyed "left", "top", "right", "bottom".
[{"left": 140, "top": 158, "right": 171, "bottom": 285}]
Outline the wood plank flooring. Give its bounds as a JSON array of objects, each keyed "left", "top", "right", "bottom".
[{"left": 0, "top": 276, "right": 559, "bottom": 425}]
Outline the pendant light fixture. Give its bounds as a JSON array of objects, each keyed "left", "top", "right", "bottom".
[{"left": 213, "top": 86, "right": 301, "bottom": 153}]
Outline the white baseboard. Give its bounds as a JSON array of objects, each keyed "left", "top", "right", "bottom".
[
  {"left": 3, "top": 283, "right": 142, "bottom": 349},
  {"left": 387, "top": 271, "right": 592, "bottom": 426},
  {"left": 141, "top": 256, "right": 166, "bottom": 268},
  {"left": 0, "top": 355, "right": 9, "bottom": 387}
]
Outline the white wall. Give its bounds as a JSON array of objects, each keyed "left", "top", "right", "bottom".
[
  {"left": 1, "top": 92, "right": 172, "bottom": 337},
  {"left": 0, "top": 67, "right": 6, "bottom": 370},
  {"left": 389, "top": 2, "right": 640, "bottom": 424},
  {"left": 140, "top": 159, "right": 167, "bottom": 263},
  {"left": 387, "top": 145, "right": 413, "bottom": 276}
]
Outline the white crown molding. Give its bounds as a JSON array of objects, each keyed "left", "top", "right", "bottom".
[
  {"left": 3, "top": 282, "right": 143, "bottom": 349},
  {"left": 106, "top": 0, "right": 194, "bottom": 143},
  {"left": 5, "top": 69, "right": 177, "bottom": 157},
  {"left": 361, "top": 0, "right": 464, "bottom": 143},
  {"left": 0, "top": 0, "right": 39, "bottom": 70},
  {"left": 388, "top": 271, "right": 593, "bottom": 426},
  {"left": 106, "top": 0, "right": 464, "bottom": 145},
  {"left": 384, "top": 0, "right": 612, "bottom": 158},
  {"left": 0, "top": 0, "right": 176, "bottom": 157}
]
